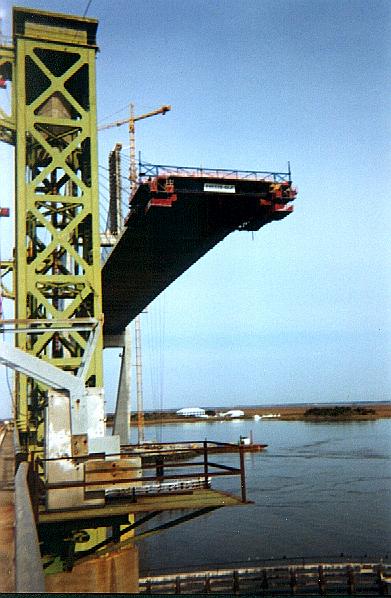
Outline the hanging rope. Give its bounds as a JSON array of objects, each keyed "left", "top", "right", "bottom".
[
  {"left": 145, "top": 297, "right": 166, "bottom": 442},
  {"left": 98, "top": 164, "right": 130, "bottom": 234},
  {"left": 82, "top": 0, "right": 93, "bottom": 18}
]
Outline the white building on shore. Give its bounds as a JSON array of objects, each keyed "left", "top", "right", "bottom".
[
  {"left": 220, "top": 409, "right": 245, "bottom": 419},
  {"left": 176, "top": 407, "right": 207, "bottom": 417}
]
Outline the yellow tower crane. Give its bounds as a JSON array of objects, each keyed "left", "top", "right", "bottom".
[
  {"left": 99, "top": 103, "right": 172, "bottom": 443},
  {"left": 99, "top": 104, "right": 171, "bottom": 197}
]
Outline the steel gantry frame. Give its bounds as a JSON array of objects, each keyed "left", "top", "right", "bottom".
[{"left": 0, "top": 8, "right": 103, "bottom": 449}]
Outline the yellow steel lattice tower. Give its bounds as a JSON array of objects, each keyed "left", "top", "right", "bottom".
[{"left": 0, "top": 8, "right": 103, "bottom": 450}]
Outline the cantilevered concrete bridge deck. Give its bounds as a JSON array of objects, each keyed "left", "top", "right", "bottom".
[{"left": 102, "top": 167, "right": 295, "bottom": 335}]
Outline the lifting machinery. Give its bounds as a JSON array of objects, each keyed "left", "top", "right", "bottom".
[
  {"left": 99, "top": 103, "right": 171, "bottom": 445},
  {"left": 99, "top": 103, "right": 171, "bottom": 197}
]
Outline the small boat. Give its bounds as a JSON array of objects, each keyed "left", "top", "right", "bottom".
[{"left": 237, "top": 436, "right": 268, "bottom": 452}]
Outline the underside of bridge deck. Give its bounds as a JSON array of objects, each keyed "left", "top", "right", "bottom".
[{"left": 102, "top": 175, "right": 295, "bottom": 335}]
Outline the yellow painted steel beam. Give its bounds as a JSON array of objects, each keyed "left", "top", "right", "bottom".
[{"left": 10, "top": 8, "right": 102, "bottom": 443}]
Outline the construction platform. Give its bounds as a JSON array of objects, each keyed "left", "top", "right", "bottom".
[
  {"left": 102, "top": 164, "right": 296, "bottom": 334},
  {"left": 21, "top": 439, "right": 249, "bottom": 565},
  {"left": 39, "top": 488, "right": 243, "bottom": 524}
]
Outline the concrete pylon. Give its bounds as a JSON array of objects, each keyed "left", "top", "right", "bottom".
[{"left": 105, "top": 328, "right": 131, "bottom": 445}]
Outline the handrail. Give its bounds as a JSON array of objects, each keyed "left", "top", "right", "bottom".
[
  {"left": 45, "top": 469, "right": 241, "bottom": 490},
  {"left": 122, "top": 439, "right": 239, "bottom": 450},
  {"left": 14, "top": 462, "right": 45, "bottom": 592},
  {"left": 37, "top": 440, "right": 248, "bottom": 504},
  {"left": 37, "top": 439, "right": 243, "bottom": 461},
  {"left": 141, "top": 561, "right": 389, "bottom": 579},
  {"left": 139, "top": 560, "right": 391, "bottom": 594},
  {"left": 139, "top": 160, "right": 292, "bottom": 184}
]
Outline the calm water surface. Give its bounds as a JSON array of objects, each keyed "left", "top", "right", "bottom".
[{"left": 135, "top": 419, "right": 391, "bottom": 574}]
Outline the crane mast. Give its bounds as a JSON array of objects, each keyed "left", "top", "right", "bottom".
[
  {"left": 99, "top": 103, "right": 171, "bottom": 198},
  {"left": 99, "top": 103, "right": 171, "bottom": 443}
]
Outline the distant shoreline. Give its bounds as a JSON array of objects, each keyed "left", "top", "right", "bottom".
[{"left": 106, "top": 402, "right": 391, "bottom": 427}]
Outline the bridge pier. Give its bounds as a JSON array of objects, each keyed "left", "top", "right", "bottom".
[
  {"left": 104, "top": 328, "right": 132, "bottom": 445},
  {"left": 44, "top": 544, "right": 139, "bottom": 593}
]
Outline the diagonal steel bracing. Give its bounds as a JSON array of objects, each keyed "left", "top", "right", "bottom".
[{"left": 7, "top": 8, "right": 102, "bottom": 449}]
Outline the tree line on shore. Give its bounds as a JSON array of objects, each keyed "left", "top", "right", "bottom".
[
  {"left": 105, "top": 404, "right": 381, "bottom": 424},
  {"left": 304, "top": 406, "right": 376, "bottom": 418}
]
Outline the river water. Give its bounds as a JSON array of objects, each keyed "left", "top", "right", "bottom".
[{"left": 136, "top": 419, "right": 391, "bottom": 575}]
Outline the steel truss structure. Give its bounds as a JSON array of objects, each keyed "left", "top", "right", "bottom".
[{"left": 0, "top": 8, "right": 103, "bottom": 447}]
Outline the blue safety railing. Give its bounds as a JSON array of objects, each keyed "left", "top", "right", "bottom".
[{"left": 138, "top": 157, "right": 292, "bottom": 184}]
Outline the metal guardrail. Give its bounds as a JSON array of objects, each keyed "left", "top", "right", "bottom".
[
  {"left": 31, "top": 440, "right": 248, "bottom": 511},
  {"left": 140, "top": 561, "right": 391, "bottom": 595},
  {"left": 138, "top": 160, "right": 292, "bottom": 184},
  {"left": 14, "top": 462, "right": 45, "bottom": 592}
]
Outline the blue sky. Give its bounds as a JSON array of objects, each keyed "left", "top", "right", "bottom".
[{"left": 0, "top": 0, "right": 390, "bottom": 416}]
